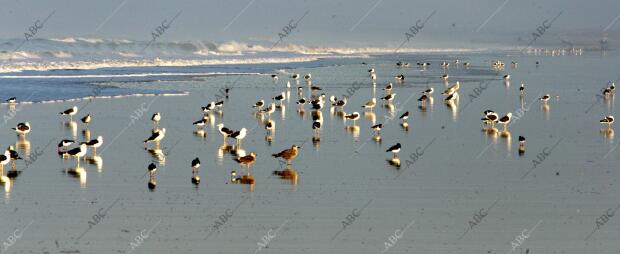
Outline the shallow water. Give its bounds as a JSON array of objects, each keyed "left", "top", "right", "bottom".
[{"left": 1, "top": 50, "right": 619, "bottom": 253}]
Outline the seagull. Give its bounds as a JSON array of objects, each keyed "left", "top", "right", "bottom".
[
  {"left": 312, "top": 120, "right": 321, "bottom": 140},
  {"left": 608, "top": 82, "right": 616, "bottom": 93},
  {"left": 503, "top": 74, "right": 511, "bottom": 80},
  {"left": 498, "top": 113, "right": 512, "bottom": 132},
  {"left": 60, "top": 106, "right": 78, "bottom": 121},
  {"left": 362, "top": 98, "right": 377, "bottom": 110},
  {"left": 0, "top": 150, "right": 10, "bottom": 174},
  {"left": 57, "top": 139, "right": 75, "bottom": 153},
  {"left": 443, "top": 82, "right": 460, "bottom": 95},
  {"left": 271, "top": 74, "right": 278, "bottom": 81},
  {"left": 64, "top": 143, "right": 88, "bottom": 167},
  {"left": 518, "top": 136, "right": 526, "bottom": 155},
  {"left": 371, "top": 123, "right": 383, "bottom": 135},
  {"left": 144, "top": 128, "right": 166, "bottom": 145},
  {"left": 463, "top": 62, "right": 470, "bottom": 67},
  {"left": 332, "top": 97, "right": 347, "bottom": 110},
  {"left": 81, "top": 114, "right": 92, "bottom": 126},
  {"left": 6, "top": 97, "right": 16, "bottom": 104},
  {"left": 217, "top": 123, "right": 234, "bottom": 141},
  {"left": 265, "top": 120, "right": 275, "bottom": 133},
  {"left": 481, "top": 110, "right": 499, "bottom": 128},
  {"left": 395, "top": 74, "right": 405, "bottom": 81},
  {"left": 600, "top": 115, "right": 615, "bottom": 130},
  {"left": 234, "top": 152, "right": 257, "bottom": 170},
  {"left": 423, "top": 88, "right": 434, "bottom": 95},
  {"left": 291, "top": 73, "right": 300, "bottom": 80},
  {"left": 368, "top": 68, "right": 375, "bottom": 73},
  {"left": 261, "top": 102, "right": 276, "bottom": 117},
  {"left": 381, "top": 94, "right": 396, "bottom": 103},
  {"left": 272, "top": 145, "right": 300, "bottom": 165},
  {"left": 400, "top": 111, "right": 409, "bottom": 123},
  {"left": 519, "top": 83, "right": 525, "bottom": 95},
  {"left": 231, "top": 128, "right": 247, "bottom": 146},
  {"left": 148, "top": 163, "right": 157, "bottom": 189},
  {"left": 253, "top": 100, "right": 265, "bottom": 110},
  {"left": 151, "top": 112, "right": 161, "bottom": 129},
  {"left": 540, "top": 94, "right": 550, "bottom": 103},
  {"left": 441, "top": 74, "right": 449, "bottom": 80},
  {"left": 12, "top": 122, "right": 31, "bottom": 137},
  {"left": 383, "top": 83, "right": 393, "bottom": 92},
  {"left": 386, "top": 143, "right": 401, "bottom": 158},
  {"left": 202, "top": 102, "right": 215, "bottom": 114},
  {"left": 345, "top": 112, "right": 361, "bottom": 125},
  {"left": 7, "top": 146, "right": 21, "bottom": 170},
  {"left": 304, "top": 74, "right": 312, "bottom": 81},
  {"left": 193, "top": 116, "right": 209, "bottom": 129},
  {"left": 83, "top": 136, "right": 103, "bottom": 154},
  {"left": 370, "top": 73, "right": 377, "bottom": 80},
  {"left": 191, "top": 157, "right": 200, "bottom": 185},
  {"left": 296, "top": 98, "right": 307, "bottom": 107},
  {"left": 273, "top": 92, "right": 286, "bottom": 106}
]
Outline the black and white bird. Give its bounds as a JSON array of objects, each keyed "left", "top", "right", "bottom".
[
  {"left": 370, "top": 73, "right": 377, "bottom": 80},
  {"left": 498, "top": 112, "right": 512, "bottom": 132},
  {"left": 64, "top": 143, "right": 88, "bottom": 167},
  {"left": 60, "top": 106, "right": 78, "bottom": 121},
  {"left": 345, "top": 112, "right": 360, "bottom": 125},
  {"left": 6, "top": 97, "right": 16, "bottom": 104},
  {"left": 608, "top": 82, "right": 616, "bottom": 93},
  {"left": 151, "top": 112, "right": 161, "bottom": 129},
  {"left": 600, "top": 115, "right": 615, "bottom": 130},
  {"left": 540, "top": 94, "right": 551, "bottom": 103},
  {"left": 441, "top": 74, "right": 449, "bottom": 80},
  {"left": 368, "top": 68, "right": 375, "bottom": 73},
  {"left": 261, "top": 102, "right": 276, "bottom": 117},
  {"left": 217, "top": 123, "right": 234, "bottom": 141},
  {"left": 381, "top": 93, "right": 396, "bottom": 103},
  {"left": 291, "top": 73, "right": 300, "bottom": 80},
  {"left": 0, "top": 150, "right": 10, "bottom": 173},
  {"left": 253, "top": 100, "right": 265, "bottom": 110},
  {"left": 144, "top": 128, "right": 166, "bottom": 145},
  {"left": 443, "top": 81, "right": 460, "bottom": 95},
  {"left": 271, "top": 74, "right": 278, "bottom": 81},
  {"left": 202, "top": 102, "right": 215, "bottom": 114},
  {"left": 383, "top": 83, "right": 393, "bottom": 92},
  {"left": 304, "top": 73, "right": 312, "bottom": 81},
  {"left": 463, "top": 62, "right": 470, "bottom": 67},
  {"left": 273, "top": 92, "right": 286, "bottom": 106},
  {"left": 7, "top": 146, "right": 21, "bottom": 170},
  {"left": 148, "top": 163, "right": 157, "bottom": 189},
  {"left": 296, "top": 98, "right": 307, "bottom": 106},
  {"left": 332, "top": 97, "right": 347, "bottom": 110},
  {"left": 418, "top": 94, "right": 429, "bottom": 104},
  {"left": 503, "top": 74, "right": 511, "bottom": 80},
  {"left": 12, "top": 122, "right": 31, "bottom": 137},
  {"left": 231, "top": 128, "right": 247, "bottom": 146},
  {"left": 518, "top": 136, "right": 526, "bottom": 155},
  {"left": 193, "top": 116, "right": 209, "bottom": 129},
  {"left": 312, "top": 120, "right": 321, "bottom": 140},
  {"left": 386, "top": 143, "right": 401, "bottom": 158},
  {"left": 215, "top": 100, "right": 224, "bottom": 109},
  {"left": 81, "top": 114, "right": 92, "bottom": 126},
  {"left": 371, "top": 123, "right": 383, "bottom": 136},
  {"left": 83, "top": 136, "right": 103, "bottom": 154},
  {"left": 423, "top": 87, "right": 434, "bottom": 95},
  {"left": 481, "top": 110, "right": 499, "bottom": 128},
  {"left": 400, "top": 111, "right": 409, "bottom": 123},
  {"left": 191, "top": 157, "right": 200, "bottom": 185},
  {"left": 395, "top": 74, "right": 405, "bottom": 81},
  {"left": 265, "top": 120, "right": 275, "bottom": 133},
  {"left": 519, "top": 83, "right": 525, "bottom": 95},
  {"left": 57, "top": 139, "right": 75, "bottom": 153}
]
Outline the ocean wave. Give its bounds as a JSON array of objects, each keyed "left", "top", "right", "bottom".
[
  {"left": 0, "top": 91, "right": 189, "bottom": 105},
  {"left": 0, "top": 72, "right": 265, "bottom": 79}
]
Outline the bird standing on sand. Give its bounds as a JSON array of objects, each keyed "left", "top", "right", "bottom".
[
  {"left": 345, "top": 112, "right": 361, "bottom": 125},
  {"left": 144, "top": 128, "right": 166, "bottom": 148},
  {"left": 481, "top": 110, "right": 499, "bottom": 128},
  {"left": 234, "top": 152, "right": 257, "bottom": 170},
  {"left": 83, "top": 136, "right": 103, "bottom": 155},
  {"left": 57, "top": 140, "right": 75, "bottom": 153},
  {"left": 540, "top": 94, "right": 550, "bottom": 103},
  {"left": 193, "top": 116, "right": 208, "bottom": 130},
  {"left": 191, "top": 158, "right": 200, "bottom": 185},
  {"left": 272, "top": 145, "right": 300, "bottom": 165},
  {"left": 253, "top": 100, "right": 265, "bottom": 110},
  {"left": 151, "top": 112, "right": 161, "bottom": 129},
  {"left": 231, "top": 128, "right": 247, "bottom": 147},
  {"left": 386, "top": 143, "right": 401, "bottom": 158},
  {"left": 6, "top": 97, "right": 16, "bottom": 104},
  {"left": 498, "top": 113, "right": 512, "bottom": 132},
  {"left": 60, "top": 106, "right": 78, "bottom": 121},
  {"left": 217, "top": 123, "right": 234, "bottom": 141},
  {"left": 273, "top": 92, "right": 286, "bottom": 106},
  {"left": 12, "top": 122, "right": 31, "bottom": 137},
  {"left": 65, "top": 143, "right": 88, "bottom": 167}
]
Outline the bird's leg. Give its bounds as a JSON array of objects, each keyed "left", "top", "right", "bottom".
[{"left": 76, "top": 158, "right": 80, "bottom": 168}]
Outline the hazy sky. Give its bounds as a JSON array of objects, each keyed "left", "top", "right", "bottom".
[{"left": 1, "top": 0, "right": 619, "bottom": 47}]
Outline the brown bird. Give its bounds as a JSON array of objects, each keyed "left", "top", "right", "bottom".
[
  {"left": 234, "top": 152, "right": 257, "bottom": 170},
  {"left": 272, "top": 145, "right": 300, "bottom": 165}
]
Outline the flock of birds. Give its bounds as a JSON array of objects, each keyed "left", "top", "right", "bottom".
[{"left": 0, "top": 59, "right": 616, "bottom": 190}]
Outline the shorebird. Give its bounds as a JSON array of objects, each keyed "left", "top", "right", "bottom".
[
  {"left": 311, "top": 98, "right": 325, "bottom": 110},
  {"left": 400, "top": 111, "right": 409, "bottom": 124},
  {"left": 60, "top": 106, "right": 78, "bottom": 121},
  {"left": 271, "top": 74, "right": 278, "bottom": 81},
  {"left": 518, "top": 136, "right": 526, "bottom": 155},
  {"left": 383, "top": 83, "right": 393, "bottom": 93},
  {"left": 151, "top": 112, "right": 161, "bottom": 129},
  {"left": 231, "top": 128, "right": 247, "bottom": 146},
  {"left": 362, "top": 98, "right": 377, "bottom": 110},
  {"left": 148, "top": 163, "right": 157, "bottom": 189},
  {"left": 381, "top": 94, "right": 396, "bottom": 103},
  {"left": 262, "top": 102, "right": 276, "bottom": 118},
  {"left": 441, "top": 74, "right": 449, "bottom": 80},
  {"left": 540, "top": 94, "right": 551, "bottom": 103},
  {"left": 57, "top": 139, "right": 75, "bottom": 153},
  {"left": 234, "top": 152, "right": 257, "bottom": 170},
  {"left": 368, "top": 68, "right": 375, "bottom": 73},
  {"left": 83, "top": 136, "right": 103, "bottom": 155},
  {"left": 65, "top": 143, "right": 88, "bottom": 167},
  {"left": 600, "top": 115, "right": 615, "bottom": 130},
  {"left": 214, "top": 100, "right": 224, "bottom": 110},
  {"left": 193, "top": 116, "right": 208, "bottom": 130},
  {"left": 603, "top": 88, "right": 612, "bottom": 97},
  {"left": 273, "top": 92, "right": 286, "bottom": 106},
  {"left": 217, "top": 123, "right": 234, "bottom": 141},
  {"left": 370, "top": 73, "right": 377, "bottom": 81},
  {"left": 291, "top": 73, "right": 300, "bottom": 80},
  {"left": 371, "top": 123, "right": 382, "bottom": 136},
  {"left": 332, "top": 97, "right": 347, "bottom": 111},
  {"left": 191, "top": 157, "right": 200, "bottom": 185},
  {"left": 498, "top": 113, "right": 512, "bottom": 132},
  {"left": 441, "top": 62, "right": 450, "bottom": 68},
  {"left": 144, "top": 128, "right": 166, "bottom": 147},
  {"left": 519, "top": 83, "right": 525, "bottom": 95},
  {"left": 272, "top": 145, "right": 300, "bottom": 165},
  {"left": 345, "top": 112, "right": 361, "bottom": 125},
  {"left": 418, "top": 94, "right": 429, "bottom": 105},
  {"left": 6, "top": 97, "right": 16, "bottom": 104},
  {"left": 608, "top": 82, "right": 616, "bottom": 93},
  {"left": 444, "top": 92, "right": 458, "bottom": 104},
  {"left": 481, "top": 110, "right": 499, "bottom": 128},
  {"left": 7, "top": 146, "right": 20, "bottom": 171},
  {"left": 395, "top": 74, "right": 405, "bottom": 81},
  {"left": 443, "top": 81, "right": 460, "bottom": 95},
  {"left": 463, "top": 62, "right": 470, "bottom": 67},
  {"left": 202, "top": 102, "right": 215, "bottom": 114},
  {"left": 0, "top": 150, "right": 10, "bottom": 175},
  {"left": 253, "top": 100, "right": 265, "bottom": 110},
  {"left": 296, "top": 98, "right": 307, "bottom": 109},
  {"left": 312, "top": 120, "right": 321, "bottom": 140},
  {"left": 503, "top": 74, "right": 511, "bottom": 80},
  {"left": 386, "top": 143, "right": 401, "bottom": 158},
  {"left": 81, "top": 114, "right": 92, "bottom": 126},
  {"left": 265, "top": 120, "right": 275, "bottom": 133},
  {"left": 423, "top": 88, "right": 434, "bottom": 95},
  {"left": 12, "top": 122, "right": 31, "bottom": 137},
  {"left": 304, "top": 73, "right": 312, "bottom": 81}
]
